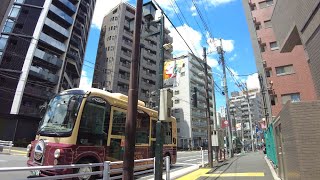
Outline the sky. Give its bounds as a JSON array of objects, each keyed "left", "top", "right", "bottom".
[{"left": 79, "top": 0, "right": 260, "bottom": 111}]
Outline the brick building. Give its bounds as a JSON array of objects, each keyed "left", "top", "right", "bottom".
[
  {"left": 242, "top": 0, "right": 317, "bottom": 118},
  {"left": 271, "top": 0, "right": 320, "bottom": 99}
]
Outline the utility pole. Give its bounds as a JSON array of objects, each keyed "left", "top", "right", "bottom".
[
  {"left": 244, "top": 85, "right": 254, "bottom": 152},
  {"left": 203, "top": 47, "right": 213, "bottom": 167},
  {"left": 123, "top": 0, "right": 143, "bottom": 179},
  {"left": 155, "top": 9, "right": 165, "bottom": 180},
  {"left": 211, "top": 75, "right": 219, "bottom": 161},
  {"left": 218, "top": 39, "right": 234, "bottom": 158}
]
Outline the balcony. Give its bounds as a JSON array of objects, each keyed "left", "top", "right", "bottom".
[
  {"left": 66, "top": 52, "right": 82, "bottom": 75},
  {"left": 124, "top": 29, "right": 133, "bottom": 37},
  {"left": 39, "top": 32, "right": 66, "bottom": 52},
  {"left": 119, "top": 74, "right": 130, "bottom": 81},
  {"left": 44, "top": 18, "right": 70, "bottom": 39},
  {"left": 33, "top": 48, "right": 63, "bottom": 68},
  {"left": 192, "top": 122, "right": 207, "bottom": 128},
  {"left": 57, "top": 0, "right": 77, "bottom": 13},
  {"left": 120, "top": 61, "right": 131, "bottom": 69},
  {"left": 24, "top": 85, "right": 55, "bottom": 100},
  {"left": 29, "top": 66, "right": 59, "bottom": 84},
  {"left": 122, "top": 51, "right": 131, "bottom": 58},
  {"left": 49, "top": 4, "right": 73, "bottom": 25},
  {"left": 19, "top": 105, "right": 41, "bottom": 117}
]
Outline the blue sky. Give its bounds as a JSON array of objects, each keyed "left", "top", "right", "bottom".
[{"left": 80, "top": 0, "right": 260, "bottom": 111}]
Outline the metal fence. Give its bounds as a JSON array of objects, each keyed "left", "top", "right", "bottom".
[{"left": 0, "top": 156, "right": 171, "bottom": 180}]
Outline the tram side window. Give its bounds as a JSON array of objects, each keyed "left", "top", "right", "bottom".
[
  {"left": 163, "top": 122, "right": 172, "bottom": 144},
  {"left": 78, "top": 97, "right": 110, "bottom": 146},
  {"left": 136, "top": 111, "right": 150, "bottom": 144},
  {"left": 111, "top": 110, "right": 126, "bottom": 136}
]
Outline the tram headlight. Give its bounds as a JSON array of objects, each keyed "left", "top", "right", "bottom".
[{"left": 54, "top": 149, "right": 61, "bottom": 159}]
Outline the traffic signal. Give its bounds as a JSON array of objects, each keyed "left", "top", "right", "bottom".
[{"left": 192, "top": 87, "right": 198, "bottom": 107}]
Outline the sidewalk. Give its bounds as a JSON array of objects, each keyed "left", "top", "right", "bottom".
[{"left": 177, "top": 152, "right": 274, "bottom": 180}]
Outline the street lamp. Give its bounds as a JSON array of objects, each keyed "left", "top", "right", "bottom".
[{"left": 142, "top": 1, "right": 157, "bottom": 21}]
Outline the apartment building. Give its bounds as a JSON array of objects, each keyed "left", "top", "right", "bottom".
[
  {"left": 92, "top": 2, "right": 173, "bottom": 106},
  {"left": 168, "top": 54, "right": 214, "bottom": 149},
  {"left": 229, "top": 89, "right": 264, "bottom": 140},
  {"left": 0, "top": 0, "right": 14, "bottom": 31},
  {"left": 0, "top": 0, "right": 96, "bottom": 117},
  {"left": 242, "top": 0, "right": 317, "bottom": 118},
  {"left": 271, "top": 0, "right": 320, "bottom": 99}
]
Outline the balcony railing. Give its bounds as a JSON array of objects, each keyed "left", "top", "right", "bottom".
[
  {"left": 24, "top": 85, "right": 55, "bottom": 100},
  {"left": 58, "top": 0, "right": 77, "bottom": 12},
  {"left": 39, "top": 32, "right": 66, "bottom": 52},
  {"left": 49, "top": 4, "right": 73, "bottom": 25},
  {"left": 34, "top": 48, "right": 63, "bottom": 68},
  {"left": 29, "top": 66, "right": 59, "bottom": 84},
  {"left": 122, "top": 51, "right": 131, "bottom": 58},
  {"left": 45, "top": 18, "right": 70, "bottom": 38}
]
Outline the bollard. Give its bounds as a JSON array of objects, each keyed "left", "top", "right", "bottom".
[
  {"left": 165, "top": 156, "right": 170, "bottom": 180},
  {"left": 103, "top": 161, "right": 110, "bottom": 180},
  {"left": 201, "top": 149, "right": 204, "bottom": 167},
  {"left": 153, "top": 157, "right": 156, "bottom": 176}
]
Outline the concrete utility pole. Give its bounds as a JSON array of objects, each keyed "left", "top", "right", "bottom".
[
  {"left": 123, "top": 0, "right": 143, "bottom": 179},
  {"left": 203, "top": 47, "right": 213, "bottom": 167},
  {"left": 218, "top": 39, "right": 234, "bottom": 158},
  {"left": 244, "top": 85, "right": 254, "bottom": 152},
  {"left": 155, "top": 9, "right": 165, "bottom": 180},
  {"left": 211, "top": 75, "right": 219, "bottom": 161}
]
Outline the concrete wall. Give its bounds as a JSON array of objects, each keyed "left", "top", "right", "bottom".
[{"left": 276, "top": 101, "right": 320, "bottom": 180}]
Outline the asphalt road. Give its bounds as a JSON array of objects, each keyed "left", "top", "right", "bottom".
[
  {"left": 0, "top": 153, "right": 30, "bottom": 180},
  {"left": 0, "top": 150, "right": 210, "bottom": 180}
]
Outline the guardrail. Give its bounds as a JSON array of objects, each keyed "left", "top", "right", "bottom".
[
  {"left": 0, "top": 140, "right": 13, "bottom": 154},
  {"left": 0, "top": 157, "right": 171, "bottom": 180}
]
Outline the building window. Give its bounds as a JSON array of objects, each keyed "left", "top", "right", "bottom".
[
  {"left": 260, "top": 44, "right": 266, "bottom": 52},
  {"left": 264, "top": 20, "right": 272, "bottom": 28},
  {"left": 255, "top": 22, "right": 262, "bottom": 30},
  {"left": 265, "top": 68, "right": 272, "bottom": 77},
  {"left": 259, "top": 0, "right": 274, "bottom": 9},
  {"left": 181, "top": 72, "right": 185, "bottom": 76},
  {"left": 174, "top": 109, "right": 179, "bottom": 113},
  {"left": 275, "top": 65, "right": 294, "bottom": 76},
  {"left": 174, "top": 90, "right": 179, "bottom": 95},
  {"left": 270, "top": 95, "right": 277, "bottom": 106},
  {"left": 175, "top": 99, "right": 179, "bottom": 104},
  {"left": 270, "top": 41, "right": 279, "bottom": 50},
  {"left": 281, "top": 93, "right": 300, "bottom": 104},
  {"left": 176, "top": 118, "right": 180, "bottom": 122},
  {"left": 177, "top": 128, "right": 180, "bottom": 133}
]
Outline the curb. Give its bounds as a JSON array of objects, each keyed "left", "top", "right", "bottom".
[{"left": 264, "top": 156, "right": 281, "bottom": 180}]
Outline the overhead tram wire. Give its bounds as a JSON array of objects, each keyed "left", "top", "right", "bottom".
[
  {"left": 191, "top": 0, "right": 215, "bottom": 40},
  {"left": 167, "top": 0, "right": 201, "bottom": 57}
]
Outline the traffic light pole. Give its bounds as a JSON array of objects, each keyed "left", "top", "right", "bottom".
[
  {"left": 123, "top": 0, "right": 143, "bottom": 179},
  {"left": 218, "top": 40, "right": 234, "bottom": 158},
  {"left": 203, "top": 47, "right": 214, "bottom": 167}
]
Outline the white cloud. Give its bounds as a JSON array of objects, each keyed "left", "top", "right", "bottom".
[
  {"left": 192, "top": 12, "right": 197, "bottom": 16},
  {"left": 229, "top": 53, "right": 237, "bottom": 61},
  {"left": 246, "top": 73, "right": 260, "bottom": 90},
  {"left": 206, "top": 0, "right": 236, "bottom": 6},
  {"left": 79, "top": 70, "right": 92, "bottom": 90},
  {"left": 91, "top": 0, "right": 128, "bottom": 29},
  {"left": 207, "top": 38, "right": 235, "bottom": 53},
  {"left": 168, "top": 24, "right": 203, "bottom": 56},
  {"left": 207, "top": 57, "right": 219, "bottom": 68}
]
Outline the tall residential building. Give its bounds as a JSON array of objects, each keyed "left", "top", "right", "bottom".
[
  {"left": 229, "top": 89, "right": 264, "bottom": 140},
  {"left": 242, "top": 0, "right": 317, "bottom": 119},
  {"left": 0, "top": 0, "right": 96, "bottom": 117},
  {"left": 92, "top": 2, "right": 173, "bottom": 106},
  {"left": 0, "top": 0, "right": 14, "bottom": 31},
  {"left": 271, "top": 0, "right": 320, "bottom": 99},
  {"left": 169, "top": 54, "right": 214, "bottom": 149}
]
